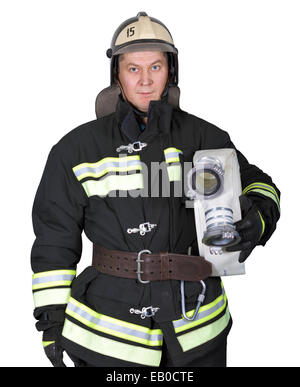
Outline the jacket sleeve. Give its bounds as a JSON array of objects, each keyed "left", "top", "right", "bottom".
[
  {"left": 31, "top": 143, "right": 87, "bottom": 321},
  {"left": 200, "top": 121, "right": 281, "bottom": 245}
]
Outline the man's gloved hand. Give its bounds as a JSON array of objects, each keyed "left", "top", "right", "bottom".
[
  {"left": 225, "top": 195, "right": 265, "bottom": 262},
  {"left": 42, "top": 324, "right": 66, "bottom": 367},
  {"left": 35, "top": 309, "right": 66, "bottom": 367}
]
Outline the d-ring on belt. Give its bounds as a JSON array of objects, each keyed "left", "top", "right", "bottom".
[{"left": 92, "top": 244, "right": 212, "bottom": 282}]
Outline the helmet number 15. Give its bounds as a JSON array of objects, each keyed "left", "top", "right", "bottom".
[{"left": 127, "top": 27, "right": 135, "bottom": 38}]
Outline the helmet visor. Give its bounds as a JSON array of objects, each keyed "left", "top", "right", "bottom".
[{"left": 113, "top": 41, "right": 178, "bottom": 56}]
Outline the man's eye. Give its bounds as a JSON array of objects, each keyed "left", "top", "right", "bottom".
[
  {"left": 152, "top": 65, "right": 160, "bottom": 70},
  {"left": 129, "top": 67, "right": 139, "bottom": 72}
]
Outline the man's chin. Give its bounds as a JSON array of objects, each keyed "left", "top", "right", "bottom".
[
  {"left": 134, "top": 102, "right": 150, "bottom": 113},
  {"left": 135, "top": 97, "right": 160, "bottom": 113}
]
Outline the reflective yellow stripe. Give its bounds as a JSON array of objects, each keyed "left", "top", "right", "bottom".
[
  {"left": 243, "top": 182, "right": 279, "bottom": 199},
  {"left": 173, "top": 292, "right": 227, "bottom": 334},
  {"left": 42, "top": 341, "right": 55, "bottom": 347},
  {"left": 68, "top": 298, "right": 160, "bottom": 335},
  {"left": 62, "top": 319, "right": 162, "bottom": 367},
  {"left": 164, "top": 147, "right": 183, "bottom": 163},
  {"left": 173, "top": 281, "right": 226, "bottom": 333},
  {"left": 66, "top": 297, "right": 163, "bottom": 346},
  {"left": 81, "top": 173, "right": 144, "bottom": 197},
  {"left": 33, "top": 280, "right": 73, "bottom": 290},
  {"left": 167, "top": 165, "right": 181, "bottom": 182},
  {"left": 33, "top": 288, "right": 71, "bottom": 308},
  {"left": 177, "top": 307, "right": 231, "bottom": 352},
  {"left": 73, "top": 155, "right": 140, "bottom": 171},
  {"left": 242, "top": 182, "right": 280, "bottom": 211},
  {"left": 32, "top": 270, "right": 76, "bottom": 290},
  {"left": 257, "top": 210, "right": 265, "bottom": 237},
  {"left": 73, "top": 156, "right": 141, "bottom": 181},
  {"left": 164, "top": 147, "right": 182, "bottom": 154}
]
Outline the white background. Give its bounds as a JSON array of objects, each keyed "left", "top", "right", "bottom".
[{"left": 1, "top": 0, "right": 299, "bottom": 367}]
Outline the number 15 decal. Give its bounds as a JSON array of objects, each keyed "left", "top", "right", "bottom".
[{"left": 127, "top": 26, "right": 135, "bottom": 37}]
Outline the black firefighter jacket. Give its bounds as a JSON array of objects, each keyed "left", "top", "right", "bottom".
[{"left": 31, "top": 96, "right": 280, "bottom": 366}]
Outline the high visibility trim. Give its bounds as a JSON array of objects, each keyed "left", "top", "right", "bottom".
[
  {"left": 257, "top": 210, "right": 265, "bottom": 237},
  {"left": 167, "top": 164, "right": 181, "bottom": 182},
  {"left": 32, "top": 270, "right": 76, "bottom": 290},
  {"left": 73, "top": 156, "right": 142, "bottom": 181},
  {"left": 177, "top": 306, "right": 231, "bottom": 352},
  {"left": 33, "top": 269, "right": 76, "bottom": 278},
  {"left": 242, "top": 182, "right": 280, "bottom": 211},
  {"left": 42, "top": 341, "right": 55, "bottom": 347},
  {"left": 164, "top": 147, "right": 183, "bottom": 164},
  {"left": 65, "top": 297, "right": 163, "bottom": 347},
  {"left": 62, "top": 319, "right": 162, "bottom": 367},
  {"left": 173, "top": 285, "right": 227, "bottom": 333},
  {"left": 247, "top": 188, "right": 280, "bottom": 212},
  {"left": 81, "top": 173, "right": 144, "bottom": 197},
  {"left": 33, "top": 288, "right": 71, "bottom": 308}
]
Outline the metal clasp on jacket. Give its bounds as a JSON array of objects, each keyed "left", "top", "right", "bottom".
[
  {"left": 130, "top": 306, "right": 160, "bottom": 319},
  {"left": 116, "top": 141, "right": 147, "bottom": 153},
  {"left": 127, "top": 222, "right": 157, "bottom": 236}
]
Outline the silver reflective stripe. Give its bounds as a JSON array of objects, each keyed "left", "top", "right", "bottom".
[
  {"left": 67, "top": 300, "right": 162, "bottom": 344},
  {"left": 164, "top": 148, "right": 183, "bottom": 164},
  {"left": 65, "top": 297, "right": 163, "bottom": 347},
  {"left": 72, "top": 156, "right": 142, "bottom": 181},
  {"left": 33, "top": 274, "right": 74, "bottom": 285},
  {"left": 165, "top": 152, "right": 181, "bottom": 161},
  {"left": 32, "top": 270, "right": 76, "bottom": 290},
  {"left": 74, "top": 159, "right": 142, "bottom": 178}
]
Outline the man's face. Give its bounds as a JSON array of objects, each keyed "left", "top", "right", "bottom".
[{"left": 118, "top": 51, "right": 169, "bottom": 113}]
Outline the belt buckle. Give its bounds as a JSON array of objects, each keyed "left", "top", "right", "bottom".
[{"left": 136, "top": 249, "right": 151, "bottom": 284}]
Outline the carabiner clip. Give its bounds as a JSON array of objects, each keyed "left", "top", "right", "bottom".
[{"left": 180, "top": 280, "right": 206, "bottom": 321}]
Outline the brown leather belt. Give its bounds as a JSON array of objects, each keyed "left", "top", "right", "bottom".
[{"left": 92, "top": 244, "right": 212, "bottom": 283}]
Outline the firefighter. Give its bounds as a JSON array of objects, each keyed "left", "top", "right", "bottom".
[{"left": 31, "top": 12, "right": 280, "bottom": 367}]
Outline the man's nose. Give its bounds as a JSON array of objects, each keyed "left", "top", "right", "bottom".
[{"left": 139, "top": 69, "right": 153, "bottom": 85}]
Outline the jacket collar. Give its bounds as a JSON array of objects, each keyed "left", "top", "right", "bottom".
[{"left": 116, "top": 94, "right": 174, "bottom": 142}]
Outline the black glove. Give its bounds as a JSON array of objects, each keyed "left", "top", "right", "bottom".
[
  {"left": 42, "top": 324, "right": 66, "bottom": 367},
  {"left": 225, "top": 195, "right": 265, "bottom": 262},
  {"left": 35, "top": 309, "right": 66, "bottom": 367}
]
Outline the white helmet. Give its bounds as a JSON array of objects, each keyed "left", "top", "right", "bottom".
[
  {"left": 106, "top": 12, "right": 179, "bottom": 86},
  {"left": 96, "top": 12, "right": 180, "bottom": 118}
]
